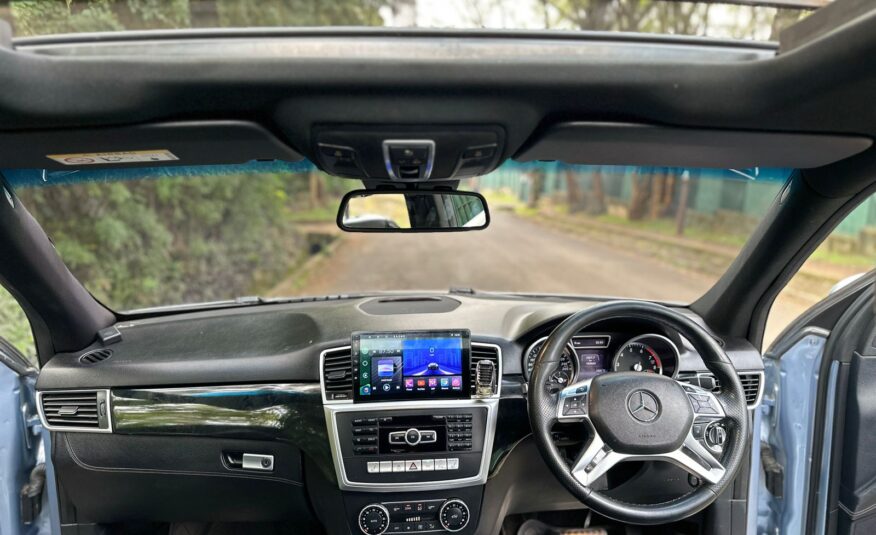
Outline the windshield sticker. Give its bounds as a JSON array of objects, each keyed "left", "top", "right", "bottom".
[{"left": 47, "top": 149, "right": 179, "bottom": 166}]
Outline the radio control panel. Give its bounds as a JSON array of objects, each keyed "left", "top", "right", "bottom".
[{"left": 334, "top": 408, "right": 487, "bottom": 485}]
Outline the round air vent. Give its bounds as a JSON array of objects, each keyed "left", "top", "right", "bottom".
[{"left": 79, "top": 348, "right": 112, "bottom": 365}]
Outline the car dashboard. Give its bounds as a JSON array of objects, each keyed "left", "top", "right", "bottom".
[{"left": 35, "top": 294, "right": 763, "bottom": 534}]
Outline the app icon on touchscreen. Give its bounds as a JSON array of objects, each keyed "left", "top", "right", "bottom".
[
  {"left": 377, "top": 359, "right": 394, "bottom": 377},
  {"left": 405, "top": 378, "right": 414, "bottom": 390},
  {"left": 428, "top": 378, "right": 438, "bottom": 388},
  {"left": 440, "top": 377, "right": 450, "bottom": 388},
  {"left": 451, "top": 377, "right": 462, "bottom": 388}
]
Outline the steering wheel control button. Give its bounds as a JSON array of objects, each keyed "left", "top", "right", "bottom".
[
  {"left": 439, "top": 499, "right": 470, "bottom": 532},
  {"left": 688, "top": 393, "right": 720, "bottom": 415},
  {"left": 358, "top": 504, "right": 389, "bottom": 535},
  {"left": 563, "top": 394, "right": 586, "bottom": 416}
]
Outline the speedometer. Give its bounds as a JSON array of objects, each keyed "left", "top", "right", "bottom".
[{"left": 523, "top": 338, "right": 577, "bottom": 386}]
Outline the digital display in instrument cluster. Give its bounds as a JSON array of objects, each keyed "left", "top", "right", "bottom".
[
  {"left": 571, "top": 336, "right": 611, "bottom": 379},
  {"left": 352, "top": 330, "right": 471, "bottom": 402}
]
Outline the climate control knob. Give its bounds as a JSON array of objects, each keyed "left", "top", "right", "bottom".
[
  {"left": 358, "top": 504, "right": 389, "bottom": 535},
  {"left": 439, "top": 498, "right": 470, "bottom": 532}
]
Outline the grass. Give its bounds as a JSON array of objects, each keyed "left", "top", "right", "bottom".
[
  {"left": 286, "top": 205, "right": 337, "bottom": 223},
  {"left": 809, "top": 247, "right": 875, "bottom": 270},
  {"left": 594, "top": 213, "right": 750, "bottom": 249}
]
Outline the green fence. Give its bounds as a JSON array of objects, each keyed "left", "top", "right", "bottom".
[{"left": 479, "top": 164, "right": 876, "bottom": 239}]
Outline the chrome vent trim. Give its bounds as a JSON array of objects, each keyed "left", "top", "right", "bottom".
[
  {"left": 320, "top": 346, "right": 353, "bottom": 404},
  {"left": 37, "top": 389, "right": 112, "bottom": 433},
  {"left": 739, "top": 372, "right": 764, "bottom": 408},
  {"left": 470, "top": 342, "right": 502, "bottom": 398}
]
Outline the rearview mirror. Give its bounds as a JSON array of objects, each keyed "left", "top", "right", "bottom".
[{"left": 337, "top": 190, "right": 490, "bottom": 232}]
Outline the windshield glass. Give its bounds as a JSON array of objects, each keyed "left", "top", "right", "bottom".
[
  {"left": 2, "top": 161, "right": 811, "bottom": 311},
  {"left": 1, "top": 0, "right": 821, "bottom": 42}
]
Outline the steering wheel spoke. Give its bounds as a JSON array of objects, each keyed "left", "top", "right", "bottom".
[
  {"left": 570, "top": 427, "right": 624, "bottom": 486},
  {"left": 665, "top": 433, "right": 727, "bottom": 485}
]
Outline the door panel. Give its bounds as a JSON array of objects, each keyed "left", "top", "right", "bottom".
[{"left": 756, "top": 272, "right": 875, "bottom": 535}]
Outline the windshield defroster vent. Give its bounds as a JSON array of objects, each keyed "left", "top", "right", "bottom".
[
  {"left": 39, "top": 390, "right": 111, "bottom": 431},
  {"left": 79, "top": 348, "right": 113, "bottom": 365},
  {"left": 322, "top": 347, "right": 353, "bottom": 402},
  {"left": 470, "top": 343, "right": 501, "bottom": 397}
]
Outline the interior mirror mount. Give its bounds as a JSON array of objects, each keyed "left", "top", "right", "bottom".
[{"left": 337, "top": 190, "right": 490, "bottom": 233}]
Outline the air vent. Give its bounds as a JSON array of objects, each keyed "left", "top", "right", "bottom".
[
  {"left": 79, "top": 348, "right": 112, "bottom": 365},
  {"left": 470, "top": 343, "right": 501, "bottom": 396},
  {"left": 739, "top": 373, "right": 762, "bottom": 406},
  {"left": 322, "top": 347, "right": 353, "bottom": 402},
  {"left": 40, "top": 390, "right": 110, "bottom": 431}
]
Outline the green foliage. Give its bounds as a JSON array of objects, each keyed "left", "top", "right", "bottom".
[
  {"left": 5, "top": 0, "right": 391, "bottom": 36},
  {"left": 0, "top": 286, "right": 36, "bottom": 366},
  {"left": 2, "top": 0, "right": 807, "bottom": 40},
  {"left": 15, "top": 170, "right": 352, "bottom": 311}
]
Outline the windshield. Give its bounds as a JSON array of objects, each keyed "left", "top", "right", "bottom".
[
  {"left": 1, "top": 0, "right": 821, "bottom": 42},
  {"left": 3, "top": 161, "right": 802, "bottom": 311}
]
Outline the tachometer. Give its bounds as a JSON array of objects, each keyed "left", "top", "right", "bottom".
[
  {"left": 613, "top": 341, "right": 662, "bottom": 374},
  {"left": 523, "top": 338, "right": 577, "bottom": 386},
  {"left": 612, "top": 333, "right": 680, "bottom": 376}
]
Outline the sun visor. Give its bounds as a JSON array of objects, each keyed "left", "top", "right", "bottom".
[
  {"left": 0, "top": 120, "right": 304, "bottom": 170},
  {"left": 515, "top": 122, "right": 872, "bottom": 170}
]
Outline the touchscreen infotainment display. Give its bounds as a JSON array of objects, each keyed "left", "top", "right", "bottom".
[{"left": 352, "top": 330, "right": 471, "bottom": 402}]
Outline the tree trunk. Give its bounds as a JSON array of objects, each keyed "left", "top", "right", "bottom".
[
  {"left": 587, "top": 167, "right": 607, "bottom": 215},
  {"left": 649, "top": 170, "right": 676, "bottom": 219},
  {"left": 309, "top": 172, "right": 322, "bottom": 209},
  {"left": 565, "top": 170, "right": 582, "bottom": 213},
  {"left": 528, "top": 171, "right": 544, "bottom": 209},
  {"left": 628, "top": 170, "right": 653, "bottom": 220},
  {"left": 675, "top": 171, "right": 692, "bottom": 236}
]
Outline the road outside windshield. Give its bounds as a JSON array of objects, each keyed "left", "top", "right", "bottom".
[
  {"left": 5, "top": 161, "right": 875, "bottom": 346},
  {"left": 3, "top": 162, "right": 873, "bottom": 310}
]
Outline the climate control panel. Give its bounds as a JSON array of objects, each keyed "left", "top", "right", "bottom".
[{"left": 357, "top": 498, "right": 470, "bottom": 534}]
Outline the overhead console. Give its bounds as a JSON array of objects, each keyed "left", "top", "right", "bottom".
[{"left": 313, "top": 125, "right": 504, "bottom": 181}]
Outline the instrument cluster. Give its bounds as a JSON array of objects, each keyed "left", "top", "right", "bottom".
[{"left": 522, "top": 332, "right": 680, "bottom": 387}]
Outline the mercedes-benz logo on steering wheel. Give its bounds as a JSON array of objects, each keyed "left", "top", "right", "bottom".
[{"left": 627, "top": 390, "right": 660, "bottom": 422}]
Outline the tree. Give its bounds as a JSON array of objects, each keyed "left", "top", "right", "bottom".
[
  {"left": 565, "top": 169, "right": 582, "bottom": 213},
  {"left": 587, "top": 167, "right": 606, "bottom": 215},
  {"left": 628, "top": 168, "right": 652, "bottom": 221}
]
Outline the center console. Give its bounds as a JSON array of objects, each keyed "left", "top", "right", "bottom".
[{"left": 321, "top": 330, "right": 501, "bottom": 534}]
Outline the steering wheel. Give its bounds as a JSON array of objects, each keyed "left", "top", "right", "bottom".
[{"left": 528, "top": 301, "right": 749, "bottom": 525}]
